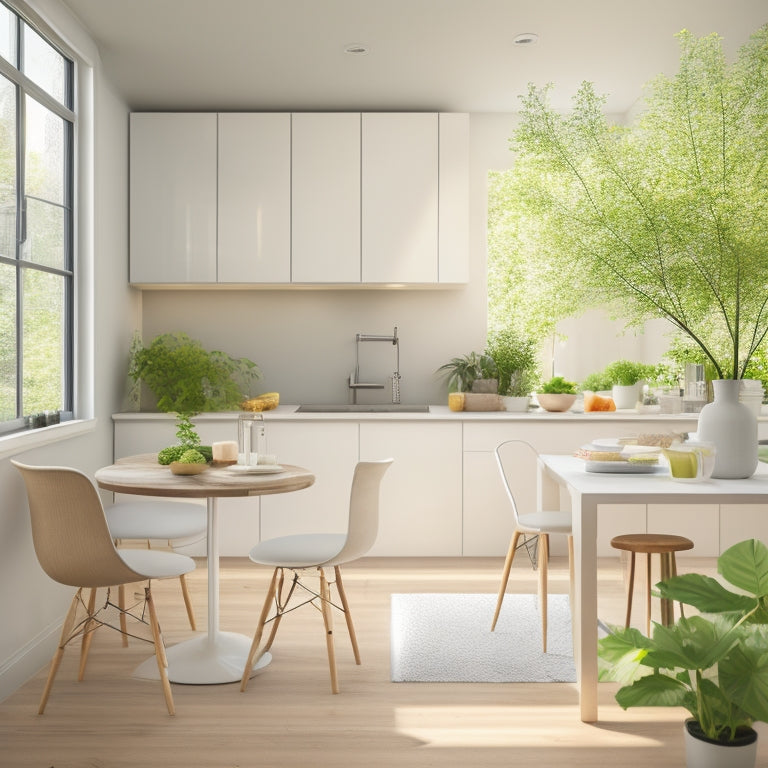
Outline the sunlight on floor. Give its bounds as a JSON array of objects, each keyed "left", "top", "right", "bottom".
[{"left": 394, "top": 705, "right": 667, "bottom": 748}]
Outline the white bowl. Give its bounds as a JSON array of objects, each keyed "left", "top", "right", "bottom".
[{"left": 536, "top": 393, "right": 577, "bottom": 412}]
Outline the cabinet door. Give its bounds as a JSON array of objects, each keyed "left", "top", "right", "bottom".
[
  {"left": 218, "top": 113, "right": 291, "bottom": 283},
  {"left": 438, "top": 113, "right": 469, "bottom": 284},
  {"left": 259, "top": 421, "right": 359, "bottom": 540},
  {"left": 129, "top": 113, "right": 217, "bottom": 284},
  {"left": 360, "top": 422, "right": 462, "bottom": 556},
  {"left": 361, "top": 113, "right": 438, "bottom": 283},
  {"left": 292, "top": 113, "right": 361, "bottom": 283}
]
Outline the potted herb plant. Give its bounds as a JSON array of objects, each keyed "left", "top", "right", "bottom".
[
  {"left": 602, "top": 360, "right": 654, "bottom": 409},
  {"left": 486, "top": 328, "right": 539, "bottom": 411},
  {"left": 436, "top": 351, "right": 498, "bottom": 393},
  {"left": 535, "top": 375, "right": 578, "bottom": 412},
  {"left": 129, "top": 332, "right": 261, "bottom": 460},
  {"left": 598, "top": 539, "right": 768, "bottom": 768}
]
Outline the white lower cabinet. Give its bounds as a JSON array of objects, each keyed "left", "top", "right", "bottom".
[
  {"left": 360, "top": 422, "right": 463, "bottom": 556},
  {"left": 259, "top": 421, "right": 359, "bottom": 540}
]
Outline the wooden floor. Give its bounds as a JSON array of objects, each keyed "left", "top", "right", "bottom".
[{"left": 2, "top": 554, "right": 766, "bottom": 767}]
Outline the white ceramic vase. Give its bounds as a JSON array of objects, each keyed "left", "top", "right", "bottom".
[
  {"left": 684, "top": 720, "right": 757, "bottom": 768},
  {"left": 696, "top": 379, "right": 758, "bottom": 479},
  {"left": 611, "top": 383, "right": 640, "bottom": 410}
]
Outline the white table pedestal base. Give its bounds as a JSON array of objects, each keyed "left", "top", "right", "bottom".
[{"left": 134, "top": 632, "right": 271, "bottom": 684}]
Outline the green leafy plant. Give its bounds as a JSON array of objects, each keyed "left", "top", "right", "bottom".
[
  {"left": 539, "top": 376, "right": 577, "bottom": 394},
  {"left": 436, "top": 352, "right": 498, "bottom": 393},
  {"left": 598, "top": 539, "right": 768, "bottom": 744},
  {"left": 581, "top": 370, "right": 614, "bottom": 392},
  {"left": 497, "top": 26, "right": 768, "bottom": 380},
  {"left": 129, "top": 332, "right": 261, "bottom": 447},
  {"left": 486, "top": 328, "right": 539, "bottom": 397}
]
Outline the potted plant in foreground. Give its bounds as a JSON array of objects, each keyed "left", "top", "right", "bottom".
[
  {"left": 129, "top": 332, "right": 261, "bottom": 467},
  {"left": 598, "top": 539, "right": 768, "bottom": 768},
  {"left": 535, "top": 376, "right": 578, "bottom": 412}
]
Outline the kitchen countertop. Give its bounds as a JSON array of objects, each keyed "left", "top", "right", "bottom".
[{"left": 113, "top": 405, "right": 711, "bottom": 422}]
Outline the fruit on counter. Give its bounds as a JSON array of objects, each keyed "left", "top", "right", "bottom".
[
  {"left": 583, "top": 391, "right": 616, "bottom": 412},
  {"left": 240, "top": 392, "right": 280, "bottom": 412}
]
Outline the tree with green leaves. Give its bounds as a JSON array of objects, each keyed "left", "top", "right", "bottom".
[{"left": 493, "top": 26, "right": 768, "bottom": 379}]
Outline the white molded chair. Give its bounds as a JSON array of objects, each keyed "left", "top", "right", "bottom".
[
  {"left": 240, "top": 459, "right": 393, "bottom": 694},
  {"left": 12, "top": 461, "right": 196, "bottom": 715},
  {"left": 105, "top": 500, "right": 206, "bottom": 635},
  {"left": 491, "top": 440, "right": 573, "bottom": 651}
]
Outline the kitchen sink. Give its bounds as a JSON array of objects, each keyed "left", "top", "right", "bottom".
[{"left": 297, "top": 404, "right": 430, "bottom": 413}]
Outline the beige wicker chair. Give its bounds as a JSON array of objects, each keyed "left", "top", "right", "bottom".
[
  {"left": 240, "top": 459, "right": 393, "bottom": 694},
  {"left": 12, "top": 461, "right": 196, "bottom": 715}
]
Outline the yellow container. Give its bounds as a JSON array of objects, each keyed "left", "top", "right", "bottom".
[{"left": 448, "top": 392, "right": 465, "bottom": 412}]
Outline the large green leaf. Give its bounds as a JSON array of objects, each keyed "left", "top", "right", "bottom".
[
  {"left": 615, "top": 672, "right": 688, "bottom": 709},
  {"left": 597, "top": 627, "right": 652, "bottom": 683},
  {"left": 642, "top": 617, "right": 740, "bottom": 672},
  {"left": 719, "top": 626, "right": 768, "bottom": 722},
  {"left": 719, "top": 540, "right": 768, "bottom": 598},
  {"left": 656, "top": 573, "right": 757, "bottom": 614}
]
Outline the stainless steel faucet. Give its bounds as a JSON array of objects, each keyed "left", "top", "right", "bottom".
[{"left": 349, "top": 326, "right": 401, "bottom": 404}]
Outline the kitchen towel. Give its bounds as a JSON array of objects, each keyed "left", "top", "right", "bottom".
[{"left": 390, "top": 592, "right": 575, "bottom": 683}]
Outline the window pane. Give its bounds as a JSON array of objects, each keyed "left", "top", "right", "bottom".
[
  {"left": 25, "top": 95, "right": 66, "bottom": 205},
  {"left": 0, "top": 74, "right": 15, "bottom": 259},
  {"left": 0, "top": 4, "right": 16, "bottom": 67},
  {"left": 22, "top": 266, "right": 64, "bottom": 413},
  {"left": 24, "top": 197, "right": 64, "bottom": 269},
  {"left": 0, "top": 261, "right": 16, "bottom": 420},
  {"left": 22, "top": 22, "right": 67, "bottom": 106}
]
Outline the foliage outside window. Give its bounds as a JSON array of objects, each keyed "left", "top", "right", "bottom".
[
  {"left": 489, "top": 26, "right": 768, "bottom": 381},
  {"left": 0, "top": 1, "right": 75, "bottom": 433}
]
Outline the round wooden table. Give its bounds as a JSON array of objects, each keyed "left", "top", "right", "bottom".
[{"left": 95, "top": 454, "right": 315, "bottom": 684}]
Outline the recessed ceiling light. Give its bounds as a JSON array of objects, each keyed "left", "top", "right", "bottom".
[
  {"left": 344, "top": 43, "right": 369, "bottom": 55},
  {"left": 513, "top": 33, "right": 539, "bottom": 46}
]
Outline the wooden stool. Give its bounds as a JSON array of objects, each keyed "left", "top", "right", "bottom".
[{"left": 610, "top": 533, "right": 694, "bottom": 634}]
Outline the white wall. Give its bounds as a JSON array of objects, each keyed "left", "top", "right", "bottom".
[{"left": 0, "top": 0, "right": 135, "bottom": 700}]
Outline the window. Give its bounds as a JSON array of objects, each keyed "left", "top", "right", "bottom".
[{"left": 0, "top": 1, "right": 74, "bottom": 434}]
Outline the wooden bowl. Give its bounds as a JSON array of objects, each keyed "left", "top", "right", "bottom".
[
  {"left": 169, "top": 462, "right": 208, "bottom": 475},
  {"left": 536, "top": 393, "right": 577, "bottom": 412}
]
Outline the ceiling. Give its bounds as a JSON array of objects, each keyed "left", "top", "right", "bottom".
[{"left": 58, "top": 0, "right": 766, "bottom": 114}]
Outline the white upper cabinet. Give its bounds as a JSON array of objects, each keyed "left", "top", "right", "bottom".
[
  {"left": 130, "top": 113, "right": 217, "bottom": 284},
  {"left": 361, "top": 113, "right": 439, "bottom": 284},
  {"left": 218, "top": 113, "right": 291, "bottom": 283},
  {"left": 129, "top": 112, "right": 468, "bottom": 287},
  {"left": 291, "top": 113, "right": 361, "bottom": 283}
]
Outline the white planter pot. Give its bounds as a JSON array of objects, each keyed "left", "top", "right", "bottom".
[
  {"left": 684, "top": 719, "right": 757, "bottom": 768},
  {"left": 697, "top": 379, "right": 758, "bottom": 478},
  {"left": 611, "top": 383, "right": 640, "bottom": 410},
  {"left": 501, "top": 396, "right": 530, "bottom": 412}
]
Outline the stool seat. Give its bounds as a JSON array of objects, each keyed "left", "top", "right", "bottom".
[
  {"left": 610, "top": 533, "right": 694, "bottom": 555},
  {"left": 610, "top": 533, "right": 694, "bottom": 633}
]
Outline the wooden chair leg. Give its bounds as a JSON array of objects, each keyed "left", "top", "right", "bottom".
[
  {"left": 78, "top": 588, "right": 98, "bottom": 681},
  {"left": 645, "top": 553, "right": 653, "bottom": 636},
  {"left": 491, "top": 530, "right": 521, "bottom": 631},
  {"left": 624, "top": 552, "right": 636, "bottom": 628},
  {"left": 118, "top": 584, "right": 129, "bottom": 647},
  {"left": 659, "top": 552, "right": 675, "bottom": 626},
  {"left": 179, "top": 574, "right": 196, "bottom": 631},
  {"left": 145, "top": 586, "right": 174, "bottom": 715},
  {"left": 263, "top": 568, "right": 288, "bottom": 653},
  {"left": 333, "top": 565, "right": 361, "bottom": 664},
  {"left": 240, "top": 568, "right": 279, "bottom": 692},
  {"left": 38, "top": 589, "right": 81, "bottom": 715},
  {"left": 319, "top": 568, "right": 339, "bottom": 694},
  {"left": 538, "top": 533, "right": 549, "bottom": 652}
]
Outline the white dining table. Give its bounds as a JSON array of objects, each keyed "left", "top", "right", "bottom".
[
  {"left": 95, "top": 454, "right": 315, "bottom": 684},
  {"left": 537, "top": 454, "right": 768, "bottom": 722}
]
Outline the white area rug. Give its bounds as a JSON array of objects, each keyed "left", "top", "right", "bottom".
[{"left": 390, "top": 593, "right": 575, "bottom": 683}]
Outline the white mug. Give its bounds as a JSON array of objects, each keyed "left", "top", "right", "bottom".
[{"left": 663, "top": 441, "right": 716, "bottom": 482}]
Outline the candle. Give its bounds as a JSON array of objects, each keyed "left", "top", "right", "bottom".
[{"left": 212, "top": 440, "right": 238, "bottom": 464}]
